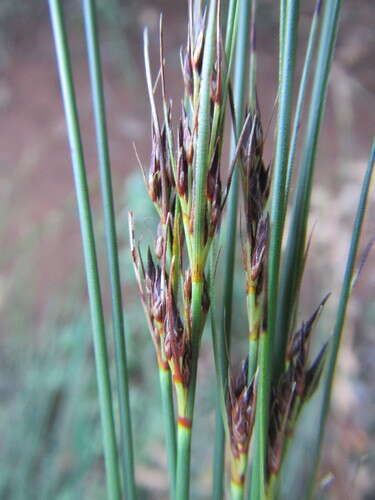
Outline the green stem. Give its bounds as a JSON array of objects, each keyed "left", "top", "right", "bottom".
[
  {"left": 210, "top": 237, "right": 232, "bottom": 499},
  {"left": 284, "top": 0, "right": 323, "bottom": 207},
  {"left": 212, "top": 391, "right": 226, "bottom": 500},
  {"left": 247, "top": 287, "right": 258, "bottom": 381},
  {"left": 273, "top": 0, "right": 323, "bottom": 378},
  {"left": 265, "top": 475, "right": 277, "bottom": 500},
  {"left": 231, "top": 481, "right": 245, "bottom": 500},
  {"left": 192, "top": 0, "right": 217, "bottom": 270},
  {"left": 176, "top": 424, "right": 192, "bottom": 500},
  {"left": 210, "top": 0, "right": 252, "bottom": 497},
  {"left": 211, "top": 241, "right": 226, "bottom": 500},
  {"left": 232, "top": 450, "right": 249, "bottom": 500},
  {"left": 175, "top": 2, "right": 218, "bottom": 498},
  {"left": 273, "top": 2, "right": 323, "bottom": 379},
  {"left": 248, "top": 0, "right": 257, "bottom": 111},
  {"left": 218, "top": 0, "right": 240, "bottom": 137},
  {"left": 82, "top": 1, "right": 136, "bottom": 497},
  {"left": 273, "top": 0, "right": 343, "bottom": 379},
  {"left": 307, "top": 141, "right": 375, "bottom": 498},
  {"left": 249, "top": 329, "right": 268, "bottom": 500},
  {"left": 268, "top": 0, "right": 300, "bottom": 348},
  {"left": 176, "top": 279, "right": 204, "bottom": 500},
  {"left": 48, "top": 1, "right": 121, "bottom": 498},
  {"left": 278, "top": 0, "right": 287, "bottom": 92},
  {"left": 159, "top": 367, "right": 177, "bottom": 498},
  {"left": 250, "top": 2, "right": 299, "bottom": 499},
  {"left": 223, "top": 0, "right": 252, "bottom": 355}
]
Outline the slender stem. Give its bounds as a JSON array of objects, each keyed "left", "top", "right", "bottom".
[
  {"left": 210, "top": 238, "right": 231, "bottom": 430},
  {"left": 212, "top": 389, "right": 226, "bottom": 500},
  {"left": 231, "top": 450, "right": 248, "bottom": 500},
  {"left": 224, "top": 0, "right": 252, "bottom": 358},
  {"left": 274, "top": 0, "right": 323, "bottom": 377},
  {"left": 248, "top": 0, "right": 257, "bottom": 111},
  {"left": 231, "top": 482, "right": 245, "bottom": 500},
  {"left": 209, "top": 0, "right": 240, "bottom": 158},
  {"left": 192, "top": 0, "right": 217, "bottom": 273},
  {"left": 175, "top": 3, "right": 218, "bottom": 499},
  {"left": 247, "top": 287, "right": 258, "bottom": 380},
  {"left": 246, "top": 0, "right": 259, "bottom": 385},
  {"left": 176, "top": 424, "right": 192, "bottom": 500},
  {"left": 217, "top": 0, "right": 240, "bottom": 137},
  {"left": 273, "top": 0, "right": 343, "bottom": 378},
  {"left": 159, "top": 366, "right": 177, "bottom": 498},
  {"left": 82, "top": 1, "right": 137, "bottom": 497},
  {"left": 209, "top": 1, "right": 252, "bottom": 497},
  {"left": 209, "top": 1, "right": 255, "bottom": 497},
  {"left": 250, "top": 2, "right": 299, "bottom": 499},
  {"left": 268, "top": 0, "right": 299, "bottom": 351},
  {"left": 176, "top": 279, "right": 204, "bottom": 500},
  {"left": 211, "top": 242, "right": 227, "bottom": 500},
  {"left": 249, "top": 327, "right": 268, "bottom": 500},
  {"left": 245, "top": 0, "right": 259, "bottom": 384},
  {"left": 265, "top": 475, "right": 277, "bottom": 500},
  {"left": 223, "top": 0, "right": 239, "bottom": 106},
  {"left": 278, "top": 0, "right": 287, "bottom": 94},
  {"left": 284, "top": 0, "right": 323, "bottom": 206},
  {"left": 307, "top": 141, "right": 375, "bottom": 498},
  {"left": 48, "top": 2, "right": 121, "bottom": 498}
]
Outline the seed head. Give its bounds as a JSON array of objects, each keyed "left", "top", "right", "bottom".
[
  {"left": 155, "top": 223, "right": 164, "bottom": 259},
  {"left": 181, "top": 44, "right": 193, "bottom": 97},
  {"left": 177, "top": 143, "right": 188, "bottom": 198},
  {"left": 268, "top": 372, "right": 296, "bottom": 476},
  {"left": 183, "top": 270, "right": 192, "bottom": 305},
  {"left": 250, "top": 214, "right": 269, "bottom": 283},
  {"left": 201, "top": 274, "right": 210, "bottom": 314},
  {"left": 227, "top": 358, "right": 256, "bottom": 458},
  {"left": 192, "top": 11, "right": 206, "bottom": 72}
]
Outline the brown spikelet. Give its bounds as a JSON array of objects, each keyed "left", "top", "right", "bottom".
[{"left": 227, "top": 358, "right": 256, "bottom": 459}]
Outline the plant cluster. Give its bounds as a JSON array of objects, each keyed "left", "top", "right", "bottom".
[{"left": 48, "top": 0, "right": 374, "bottom": 499}]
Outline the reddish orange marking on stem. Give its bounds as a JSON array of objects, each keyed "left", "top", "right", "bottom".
[
  {"left": 155, "top": 320, "right": 165, "bottom": 337},
  {"left": 178, "top": 416, "right": 192, "bottom": 429},
  {"left": 172, "top": 372, "right": 183, "bottom": 384},
  {"left": 249, "top": 327, "right": 259, "bottom": 341},
  {"left": 230, "top": 474, "right": 245, "bottom": 487},
  {"left": 158, "top": 359, "right": 169, "bottom": 372},
  {"left": 182, "top": 211, "right": 190, "bottom": 225},
  {"left": 191, "top": 267, "right": 203, "bottom": 283}
]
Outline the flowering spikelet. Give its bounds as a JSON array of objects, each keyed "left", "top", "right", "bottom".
[
  {"left": 267, "top": 295, "right": 330, "bottom": 477},
  {"left": 227, "top": 358, "right": 256, "bottom": 487},
  {"left": 227, "top": 358, "right": 256, "bottom": 458},
  {"left": 240, "top": 109, "right": 270, "bottom": 299},
  {"left": 130, "top": 2, "right": 235, "bottom": 423}
]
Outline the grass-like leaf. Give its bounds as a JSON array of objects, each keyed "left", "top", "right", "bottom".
[
  {"left": 307, "top": 140, "right": 374, "bottom": 498},
  {"left": 284, "top": 0, "right": 323, "bottom": 207},
  {"left": 48, "top": 1, "right": 121, "bottom": 498},
  {"left": 274, "top": 0, "right": 343, "bottom": 378},
  {"left": 250, "top": 2, "right": 299, "bottom": 498},
  {"left": 211, "top": 0, "right": 242, "bottom": 495},
  {"left": 212, "top": 1, "right": 253, "bottom": 497},
  {"left": 176, "top": 2, "right": 218, "bottom": 499},
  {"left": 48, "top": 1, "right": 363, "bottom": 498},
  {"left": 81, "top": 1, "right": 137, "bottom": 497}
]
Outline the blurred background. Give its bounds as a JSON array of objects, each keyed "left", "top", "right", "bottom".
[{"left": 0, "top": 1, "right": 374, "bottom": 498}]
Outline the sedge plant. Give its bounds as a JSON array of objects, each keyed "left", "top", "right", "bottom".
[{"left": 49, "top": 0, "right": 374, "bottom": 499}]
